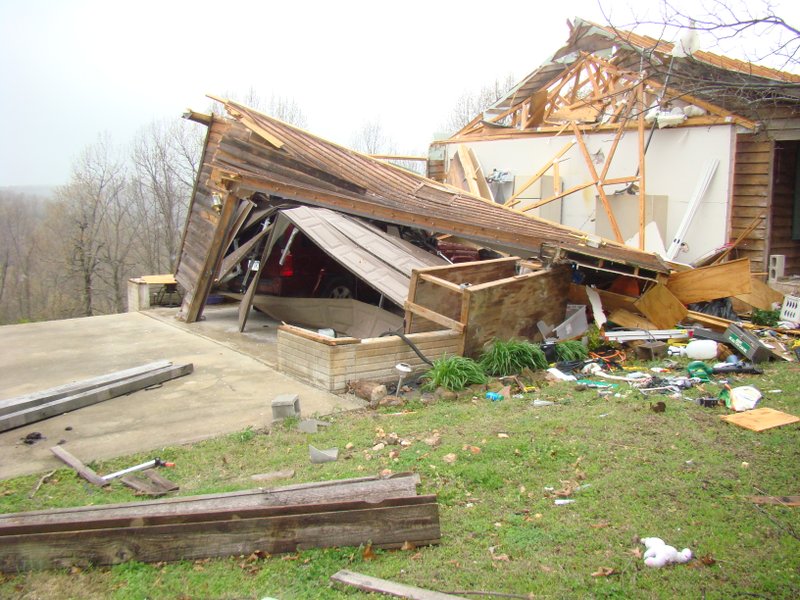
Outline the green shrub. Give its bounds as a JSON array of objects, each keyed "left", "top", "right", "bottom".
[
  {"left": 751, "top": 308, "right": 780, "bottom": 326},
  {"left": 479, "top": 339, "right": 547, "bottom": 376},
  {"left": 422, "top": 355, "right": 488, "bottom": 392},
  {"left": 555, "top": 340, "right": 589, "bottom": 361}
]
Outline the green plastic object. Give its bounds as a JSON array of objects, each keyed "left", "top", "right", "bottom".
[{"left": 687, "top": 361, "right": 712, "bottom": 382}]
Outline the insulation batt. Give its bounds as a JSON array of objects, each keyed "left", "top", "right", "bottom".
[{"left": 641, "top": 537, "right": 693, "bottom": 568}]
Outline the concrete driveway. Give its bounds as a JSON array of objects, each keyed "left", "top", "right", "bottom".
[{"left": 0, "top": 308, "right": 363, "bottom": 480}]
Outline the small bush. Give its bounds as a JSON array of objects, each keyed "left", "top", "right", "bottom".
[
  {"left": 479, "top": 339, "right": 547, "bottom": 376},
  {"left": 555, "top": 340, "right": 589, "bottom": 361},
  {"left": 422, "top": 355, "right": 488, "bottom": 392},
  {"left": 751, "top": 308, "right": 780, "bottom": 326}
]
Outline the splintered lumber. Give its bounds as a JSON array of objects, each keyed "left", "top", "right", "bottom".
[
  {"left": 0, "top": 361, "right": 172, "bottom": 418},
  {"left": 666, "top": 258, "right": 752, "bottom": 304},
  {"left": 331, "top": 569, "right": 464, "bottom": 599},
  {"left": 0, "top": 475, "right": 438, "bottom": 572},
  {"left": 634, "top": 283, "right": 688, "bottom": 329},
  {"left": 120, "top": 470, "right": 179, "bottom": 497},
  {"left": 0, "top": 363, "right": 194, "bottom": 432},
  {"left": 49, "top": 446, "right": 108, "bottom": 487}
]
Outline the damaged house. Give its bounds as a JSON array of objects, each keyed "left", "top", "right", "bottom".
[
  {"left": 173, "top": 98, "right": 667, "bottom": 390},
  {"left": 430, "top": 18, "right": 800, "bottom": 275}
]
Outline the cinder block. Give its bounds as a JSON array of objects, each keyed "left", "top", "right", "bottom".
[{"left": 271, "top": 393, "right": 300, "bottom": 421}]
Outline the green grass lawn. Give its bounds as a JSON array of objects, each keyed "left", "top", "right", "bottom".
[{"left": 1, "top": 360, "right": 799, "bottom": 599}]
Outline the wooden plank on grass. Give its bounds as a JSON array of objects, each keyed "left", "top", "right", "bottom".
[
  {"left": 0, "top": 473, "right": 422, "bottom": 530},
  {"left": 749, "top": 495, "right": 800, "bottom": 507},
  {"left": 634, "top": 283, "right": 688, "bottom": 329},
  {"left": 49, "top": 446, "right": 108, "bottom": 487},
  {"left": 0, "top": 496, "right": 440, "bottom": 572},
  {"left": 0, "top": 364, "right": 193, "bottom": 432},
  {"left": 721, "top": 407, "right": 800, "bottom": 432},
  {"left": 0, "top": 361, "right": 172, "bottom": 417},
  {"left": 331, "top": 569, "right": 464, "bottom": 599},
  {"left": 666, "top": 258, "right": 752, "bottom": 304}
]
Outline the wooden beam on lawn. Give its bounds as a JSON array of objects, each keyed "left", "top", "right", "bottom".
[
  {"left": 0, "top": 496, "right": 441, "bottom": 572},
  {"left": 50, "top": 446, "right": 108, "bottom": 487},
  {"left": 570, "top": 121, "right": 623, "bottom": 242},
  {"left": 505, "top": 141, "right": 575, "bottom": 207},
  {"left": 330, "top": 570, "right": 463, "bottom": 599}
]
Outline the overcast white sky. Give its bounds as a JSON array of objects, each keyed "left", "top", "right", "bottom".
[{"left": 1, "top": 0, "right": 798, "bottom": 187}]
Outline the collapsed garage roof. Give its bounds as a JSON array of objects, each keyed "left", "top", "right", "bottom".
[{"left": 175, "top": 98, "right": 668, "bottom": 322}]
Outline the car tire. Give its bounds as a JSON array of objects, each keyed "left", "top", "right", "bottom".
[{"left": 320, "top": 276, "right": 355, "bottom": 299}]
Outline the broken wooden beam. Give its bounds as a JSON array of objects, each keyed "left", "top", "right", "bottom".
[
  {"left": 330, "top": 569, "right": 464, "bottom": 599},
  {"left": 0, "top": 363, "right": 193, "bottom": 432},
  {"left": 0, "top": 476, "right": 438, "bottom": 572},
  {"left": 49, "top": 446, "right": 108, "bottom": 488}
]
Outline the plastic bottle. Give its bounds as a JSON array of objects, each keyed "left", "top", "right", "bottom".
[
  {"left": 687, "top": 340, "right": 719, "bottom": 359},
  {"left": 486, "top": 392, "right": 503, "bottom": 401},
  {"left": 673, "top": 339, "right": 718, "bottom": 360}
]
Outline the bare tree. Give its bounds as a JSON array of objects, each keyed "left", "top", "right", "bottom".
[
  {"left": 441, "top": 74, "right": 518, "bottom": 135},
  {"left": 609, "top": 0, "right": 799, "bottom": 70},
  {"left": 130, "top": 119, "right": 198, "bottom": 273},
  {"left": 349, "top": 120, "right": 393, "bottom": 155},
  {"left": 0, "top": 193, "right": 45, "bottom": 322},
  {"left": 54, "top": 136, "right": 126, "bottom": 316},
  {"left": 217, "top": 86, "right": 308, "bottom": 128}
]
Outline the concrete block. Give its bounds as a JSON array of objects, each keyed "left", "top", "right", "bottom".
[{"left": 272, "top": 393, "right": 300, "bottom": 421}]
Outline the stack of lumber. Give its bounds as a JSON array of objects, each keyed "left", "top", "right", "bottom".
[
  {"left": 0, "top": 473, "right": 440, "bottom": 572},
  {"left": 0, "top": 361, "right": 193, "bottom": 433}
]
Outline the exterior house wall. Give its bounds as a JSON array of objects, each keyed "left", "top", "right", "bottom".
[{"left": 447, "top": 124, "right": 737, "bottom": 264}]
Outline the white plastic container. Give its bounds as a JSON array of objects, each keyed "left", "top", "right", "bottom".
[{"left": 684, "top": 339, "right": 718, "bottom": 360}]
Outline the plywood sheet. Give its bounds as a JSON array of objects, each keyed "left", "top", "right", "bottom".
[
  {"left": 608, "top": 309, "right": 658, "bottom": 330},
  {"left": 462, "top": 266, "right": 570, "bottom": 356},
  {"left": 734, "top": 277, "right": 784, "bottom": 311},
  {"left": 634, "top": 283, "right": 688, "bottom": 329},
  {"left": 721, "top": 407, "right": 800, "bottom": 432},
  {"left": 666, "top": 258, "right": 752, "bottom": 304}
]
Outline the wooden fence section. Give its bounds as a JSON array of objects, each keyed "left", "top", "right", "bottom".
[
  {"left": 0, "top": 474, "right": 437, "bottom": 573},
  {"left": 405, "top": 258, "right": 571, "bottom": 356},
  {"left": 277, "top": 327, "right": 463, "bottom": 392}
]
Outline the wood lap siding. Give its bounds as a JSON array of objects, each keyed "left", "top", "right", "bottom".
[
  {"left": 730, "top": 135, "right": 773, "bottom": 272},
  {"left": 770, "top": 141, "right": 800, "bottom": 274},
  {"left": 174, "top": 120, "right": 230, "bottom": 317}
]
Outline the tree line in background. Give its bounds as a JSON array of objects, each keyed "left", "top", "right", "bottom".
[{"left": 0, "top": 84, "right": 512, "bottom": 326}]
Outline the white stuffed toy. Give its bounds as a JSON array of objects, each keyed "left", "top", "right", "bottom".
[{"left": 641, "top": 537, "right": 693, "bottom": 568}]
